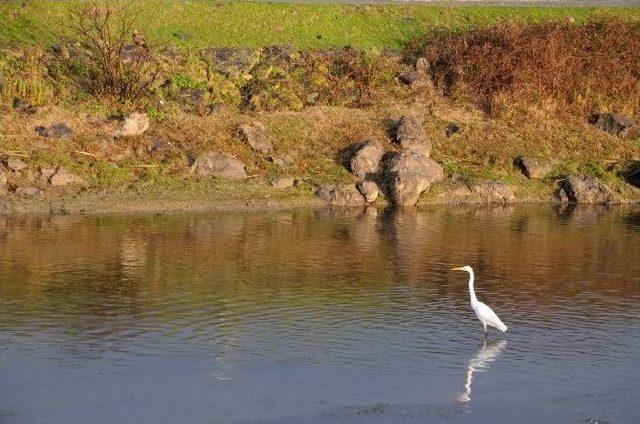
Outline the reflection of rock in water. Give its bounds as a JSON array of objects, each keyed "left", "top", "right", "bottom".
[
  {"left": 553, "top": 204, "right": 613, "bottom": 226},
  {"left": 350, "top": 206, "right": 380, "bottom": 254},
  {"left": 457, "top": 340, "right": 507, "bottom": 403},
  {"left": 119, "top": 236, "right": 148, "bottom": 281},
  {"left": 622, "top": 210, "right": 640, "bottom": 232}
]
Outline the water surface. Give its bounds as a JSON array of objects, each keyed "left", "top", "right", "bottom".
[{"left": 1, "top": 205, "right": 639, "bottom": 423}]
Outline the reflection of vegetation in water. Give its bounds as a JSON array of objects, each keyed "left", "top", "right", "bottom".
[{"left": 2, "top": 206, "right": 639, "bottom": 336}]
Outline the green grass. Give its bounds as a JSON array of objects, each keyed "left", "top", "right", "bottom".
[{"left": 2, "top": 1, "right": 639, "bottom": 50}]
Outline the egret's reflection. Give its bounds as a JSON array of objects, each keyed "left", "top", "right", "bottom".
[{"left": 457, "top": 340, "right": 507, "bottom": 403}]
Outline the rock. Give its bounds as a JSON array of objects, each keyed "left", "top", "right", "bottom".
[
  {"left": 191, "top": 152, "right": 247, "bottom": 180},
  {"left": 34, "top": 122, "right": 72, "bottom": 139},
  {"left": 381, "top": 49, "right": 403, "bottom": 61},
  {"left": 306, "top": 92, "right": 320, "bottom": 105},
  {"left": 200, "top": 47, "right": 261, "bottom": 79},
  {"left": 415, "top": 57, "right": 430, "bottom": 72},
  {"left": 13, "top": 98, "right": 37, "bottom": 114},
  {"left": 40, "top": 167, "right": 57, "bottom": 180},
  {"left": 268, "top": 154, "right": 294, "bottom": 168},
  {"left": 590, "top": 113, "right": 639, "bottom": 139},
  {"left": 315, "top": 184, "right": 366, "bottom": 206},
  {"left": 624, "top": 161, "right": 640, "bottom": 188},
  {"left": 5, "top": 156, "right": 28, "bottom": 172},
  {"left": 52, "top": 44, "right": 70, "bottom": 59},
  {"left": 469, "top": 180, "right": 516, "bottom": 204},
  {"left": 50, "top": 167, "right": 85, "bottom": 186},
  {"left": 119, "top": 43, "right": 147, "bottom": 62},
  {"left": 238, "top": 122, "right": 273, "bottom": 154},
  {"left": 357, "top": 180, "right": 379, "bottom": 203},
  {"left": 384, "top": 152, "right": 444, "bottom": 206},
  {"left": 399, "top": 72, "right": 420, "bottom": 85},
  {"left": 148, "top": 138, "right": 173, "bottom": 155},
  {"left": 207, "top": 103, "right": 227, "bottom": 115},
  {"left": 445, "top": 123, "right": 461, "bottom": 137},
  {"left": 558, "top": 175, "right": 617, "bottom": 204},
  {"left": 14, "top": 186, "right": 40, "bottom": 198},
  {"left": 177, "top": 88, "right": 207, "bottom": 106},
  {"left": 395, "top": 115, "right": 432, "bottom": 157},
  {"left": 261, "top": 45, "right": 297, "bottom": 69},
  {"left": 268, "top": 156, "right": 284, "bottom": 167},
  {"left": 114, "top": 113, "right": 149, "bottom": 138},
  {"left": 349, "top": 141, "right": 384, "bottom": 180},
  {"left": 514, "top": 156, "right": 555, "bottom": 179},
  {"left": 270, "top": 176, "right": 294, "bottom": 189}
]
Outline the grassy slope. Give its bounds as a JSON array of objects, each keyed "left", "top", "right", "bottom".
[
  {"left": 2, "top": 1, "right": 639, "bottom": 50},
  {"left": 1, "top": 2, "right": 639, "bottom": 212}
]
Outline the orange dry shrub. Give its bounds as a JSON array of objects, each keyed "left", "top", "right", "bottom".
[{"left": 415, "top": 17, "right": 640, "bottom": 117}]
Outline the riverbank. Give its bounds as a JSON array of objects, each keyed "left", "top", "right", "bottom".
[
  {"left": 4, "top": 98, "right": 639, "bottom": 214},
  {"left": 2, "top": 2, "right": 639, "bottom": 214}
]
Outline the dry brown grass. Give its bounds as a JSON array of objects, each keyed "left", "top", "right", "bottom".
[
  {"left": 4, "top": 92, "right": 638, "bottom": 195},
  {"left": 414, "top": 17, "right": 640, "bottom": 117}
]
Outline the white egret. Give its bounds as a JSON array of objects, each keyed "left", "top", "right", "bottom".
[{"left": 451, "top": 265, "right": 507, "bottom": 338}]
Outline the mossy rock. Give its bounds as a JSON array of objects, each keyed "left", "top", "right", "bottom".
[
  {"left": 200, "top": 47, "right": 261, "bottom": 79},
  {"left": 207, "top": 73, "right": 243, "bottom": 106}
]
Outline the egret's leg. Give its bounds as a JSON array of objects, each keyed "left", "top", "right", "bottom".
[{"left": 483, "top": 322, "right": 487, "bottom": 340}]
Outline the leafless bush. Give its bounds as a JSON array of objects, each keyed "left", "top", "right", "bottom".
[
  {"left": 68, "top": 1, "right": 160, "bottom": 101},
  {"left": 412, "top": 17, "right": 640, "bottom": 116}
]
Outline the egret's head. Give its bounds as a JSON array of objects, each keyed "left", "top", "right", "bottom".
[{"left": 451, "top": 265, "right": 473, "bottom": 273}]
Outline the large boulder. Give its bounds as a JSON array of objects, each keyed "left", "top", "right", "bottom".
[
  {"left": 191, "top": 152, "right": 247, "bottom": 180},
  {"left": 395, "top": 115, "right": 431, "bottom": 157},
  {"left": 514, "top": 156, "right": 555, "bottom": 179},
  {"left": 114, "top": 113, "right": 149, "bottom": 138},
  {"left": 238, "top": 122, "right": 274, "bottom": 154},
  {"left": 349, "top": 140, "right": 384, "bottom": 180},
  {"left": 590, "top": 113, "right": 639, "bottom": 139},
  {"left": 50, "top": 167, "right": 85, "bottom": 186},
  {"left": 384, "top": 152, "right": 444, "bottom": 206},
  {"left": 315, "top": 184, "right": 366, "bottom": 206},
  {"left": 558, "top": 175, "right": 617, "bottom": 204},
  {"left": 469, "top": 180, "right": 516, "bottom": 204},
  {"left": 200, "top": 47, "right": 261, "bottom": 79}
]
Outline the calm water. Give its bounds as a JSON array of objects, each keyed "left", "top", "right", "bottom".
[{"left": 1, "top": 205, "right": 639, "bottom": 424}]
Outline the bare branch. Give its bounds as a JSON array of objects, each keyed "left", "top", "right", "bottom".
[{"left": 67, "top": 0, "right": 160, "bottom": 102}]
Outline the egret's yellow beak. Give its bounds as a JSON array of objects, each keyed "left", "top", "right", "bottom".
[{"left": 451, "top": 266, "right": 466, "bottom": 271}]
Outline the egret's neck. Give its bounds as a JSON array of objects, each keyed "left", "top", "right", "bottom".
[{"left": 467, "top": 269, "right": 478, "bottom": 304}]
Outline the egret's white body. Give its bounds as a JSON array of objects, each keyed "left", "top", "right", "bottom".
[{"left": 452, "top": 265, "right": 507, "bottom": 337}]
